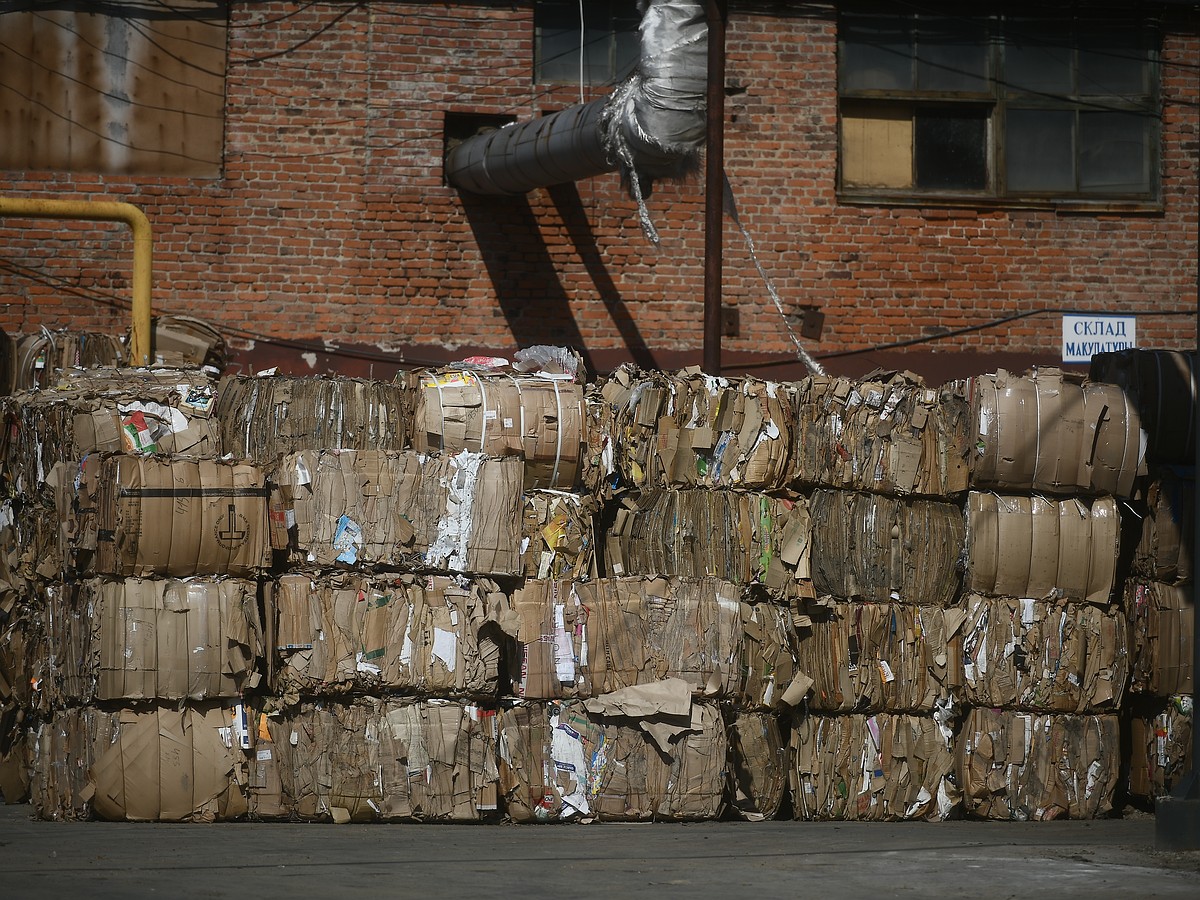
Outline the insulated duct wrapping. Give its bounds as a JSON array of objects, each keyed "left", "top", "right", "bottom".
[
  {"left": 0, "top": 367, "right": 220, "bottom": 494},
  {"left": 497, "top": 697, "right": 726, "bottom": 822},
  {"left": 215, "top": 374, "right": 411, "bottom": 465},
  {"left": 62, "top": 454, "right": 272, "bottom": 579},
  {"left": 1128, "top": 695, "right": 1194, "bottom": 800},
  {"left": 789, "top": 711, "right": 961, "bottom": 821},
  {"left": 271, "top": 449, "right": 523, "bottom": 577},
  {"left": 444, "top": 1, "right": 705, "bottom": 209},
  {"left": 957, "top": 707, "right": 1120, "bottom": 820},
  {"left": 1125, "top": 580, "right": 1195, "bottom": 696},
  {"left": 33, "top": 703, "right": 249, "bottom": 822},
  {"left": 1090, "top": 349, "right": 1196, "bottom": 464},
  {"left": 1134, "top": 468, "right": 1193, "bottom": 585},
  {"left": 794, "top": 373, "right": 971, "bottom": 497},
  {"left": 586, "top": 366, "right": 798, "bottom": 495},
  {"left": 793, "top": 601, "right": 964, "bottom": 713},
  {"left": 405, "top": 368, "right": 586, "bottom": 491},
  {"left": 520, "top": 490, "right": 597, "bottom": 580},
  {"left": 959, "top": 594, "right": 1127, "bottom": 713},
  {"left": 263, "top": 699, "right": 500, "bottom": 823},
  {"left": 969, "top": 369, "right": 1146, "bottom": 498},
  {"left": 32, "top": 577, "right": 261, "bottom": 706},
  {"left": 727, "top": 710, "right": 788, "bottom": 821},
  {"left": 9, "top": 330, "right": 124, "bottom": 392},
  {"left": 505, "top": 576, "right": 742, "bottom": 702},
  {"left": 809, "top": 490, "right": 964, "bottom": 606},
  {"left": 604, "top": 489, "right": 812, "bottom": 598},
  {"left": 964, "top": 492, "right": 1120, "bottom": 605},
  {"left": 270, "top": 572, "right": 505, "bottom": 700}
]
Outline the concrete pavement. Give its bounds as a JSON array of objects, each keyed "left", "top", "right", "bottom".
[{"left": 1, "top": 804, "right": 1198, "bottom": 899}]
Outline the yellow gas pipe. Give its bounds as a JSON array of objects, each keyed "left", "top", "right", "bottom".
[{"left": 0, "top": 197, "right": 153, "bottom": 366}]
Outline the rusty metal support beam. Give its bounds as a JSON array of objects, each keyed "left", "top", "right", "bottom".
[
  {"left": 0, "top": 196, "right": 153, "bottom": 366},
  {"left": 702, "top": 0, "right": 726, "bottom": 376}
]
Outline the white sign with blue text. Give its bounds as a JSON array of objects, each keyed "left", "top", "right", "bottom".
[{"left": 1061, "top": 314, "right": 1136, "bottom": 364}]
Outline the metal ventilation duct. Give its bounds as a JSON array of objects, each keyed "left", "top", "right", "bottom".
[{"left": 445, "top": 0, "right": 706, "bottom": 200}]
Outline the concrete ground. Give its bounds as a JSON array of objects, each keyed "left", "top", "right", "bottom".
[{"left": 1, "top": 804, "right": 1198, "bottom": 899}]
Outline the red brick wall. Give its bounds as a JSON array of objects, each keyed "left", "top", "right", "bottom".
[{"left": 0, "top": 2, "right": 1196, "bottom": 382}]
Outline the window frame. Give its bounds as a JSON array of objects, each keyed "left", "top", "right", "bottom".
[{"left": 836, "top": 8, "right": 1162, "bottom": 211}]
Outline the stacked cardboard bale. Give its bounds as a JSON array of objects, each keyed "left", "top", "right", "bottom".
[
  {"left": 791, "top": 371, "right": 969, "bottom": 821},
  {"left": 1092, "top": 350, "right": 1196, "bottom": 805},
  {"left": 582, "top": 366, "right": 807, "bottom": 821},
  {"left": 957, "top": 368, "right": 1141, "bottom": 820},
  {"left": 6, "top": 330, "right": 125, "bottom": 392}
]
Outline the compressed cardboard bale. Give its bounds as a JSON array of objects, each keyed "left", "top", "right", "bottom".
[
  {"left": 794, "top": 601, "right": 964, "bottom": 713},
  {"left": 727, "top": 710, "right": 787, "bottom": 821},
  {"left": 33, "top": 702, "right": 249, "bottom": 822},
  {"left": 62, "top": 454, "right": 272, "bottom": 578},
  {"left": 1126, "top": 580, "right": 1195, "bottom": 696},
  {"left": 1090, "top": 349, "right": 1196, "bottom": 465},
  {"left": 1134, "top": 467, "right": 1193, "bottom": 585},
  {"left": 0, "top": 706, "right": 32, "bottom": 804},
  {"left": 586, "top": 365, "right": 797, "bottom": 495},
  {"left": 1128, "top": 695, "right": 1194, "bottom": 801},
  {"left": 273, "top": 449, "right": 523, "bottom": 577},
  {"left": 739, "top": 599, "right": 805, "bottom": 711},
  {"left": 10, "top": 330, "right": 124, "bottom": 392},
  {"left": 809, "top": 490, "right": 964, "bottom": 606},
  {"left": 144, "top": 314, "right": 226, "bottom": 370},
  {"left": 271, "top": 572, "right": 504, "bottom": 699},
  {"left": 408, "top": 368, "right": 586, "bottom": 490},
  {"left": 520, "top": 490, "right": 596, "bottom": 580},
  {"left": 605, "top": 489, "right": 813, "bottom": 599},
  {"left": 497, "top": 695, "right": 727, "bottom": 822},
  {"left": 505, "top": 576, "right": 744, "bottom": 702},
  {"left": 270, "top": 698, "right": 500, "bottom": 822},
  {"left": 0, "top": 367, "right": 220, "bottom": 495},
  {"left": 969, "top": 368, "right": 1145, "bottom": 498},
  {"left": 34, "top": 577, "right": 261, "bottom": 705},
  {"left": 794, "top": 372, "right": 970, "bottom": 497},
  {"left": 959, "top": 594, "right": 1127, "bottom": 713},
  {"left": 964, "top": 492, "right": 1120, "bottom": 605},
  {"left": 789, "top": 710, "right": 960, "bottom": 821},
  {"left": 958, "top": 707, "right": 1120, "bottom": 820},
  {"left": 0, "top": 586, "right": 35, "bottom": 711},
  {"left": 215, "top": 374, "right": 411, "bottom": 465}
]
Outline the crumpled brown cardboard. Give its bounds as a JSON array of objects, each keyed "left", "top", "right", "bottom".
[
  {"left": 789, "top": 709, "right": 960, "bottom": 820},
  {"left": 727, "top": 710, "right": 787, "bottom": 821},
  {"left": 958, "top": 706, "right": 1119, "bottom": 820},
  {"left": 794, "top": 372, "right": 970, "bottom": 497},
  {"left": 794, "top": 600, "right": 964, "bottom": 713},
  {"left": 1127, "top": 694, "right": 1193, "bottom": 800},
  {"left": 969, "top": 368, "right": 1146, "bottom": 498},
  {"left": 272, "top": 449, "right": 523, "bottom": 576},
  {"left": 215, "top": 374, "right": 411, "bottom": 465},
  {"left": 497, "top": 697, "right": 727, "bottom": 822},
  {"left": 1133, "top": 467, "right": 1193, "bottom": 585},
  {"left": 604, "top": 488, "right": 813, "bottom": 599},
  {"left": 1090, "top": 349, "right": 1196, "bottom": 466},
  {"left": 267, "top": 698, "right": 500, "bottom": 822},
  {"left": 271, "top": 572, "right": 504, "bottom": 699},
  {"left": 64, "top": 454, "right": 271, "bottom": 578},
  {"left": 0, "top": 707, "right": 31, "bottom": 804},
  {"left": 1126, "top": 580, "right": 1195, "bottom": 696},
  {"left": 520, "top": 490, "right": 597, "bottom": 580},
  {"left": 506, "top": 577, "right": 750, "bottom": 703},
  {"left": 810, "top": 489, "right": 964, "bottom": 605},
  {"left": 960, "top": 593, "right": 1127, "bottom": 713},
  {"left": 965, "top": 491, "right": 1120, "bottom": 605},
  {"left": 9, "top": 330, "right": 124, "bottom": 392},
  {"left": 584, "top": 365, "right": 798, "bottom": 496},
  {"left": 406, "top": 368, "right": 586, "bottom": 491}
]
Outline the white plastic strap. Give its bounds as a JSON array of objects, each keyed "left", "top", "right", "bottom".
[
  {"left": 476, "top": 375, "right": 490, "bottom": 452},
  {"left": 432, "top": 378, "right": 448, "bottom": 450},
  {"left": 550, "top": 378, "right": 564, "bottom": 488}
]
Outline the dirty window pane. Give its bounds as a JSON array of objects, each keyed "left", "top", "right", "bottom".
[
  {"left": 1006, "top": 108, "right": 1075, "bottom": 192},
  {"left": 1005, "top": 25, "right": 1073, "bottom": 95},
  {"left": 535, "top": 1, "right": 641, "bottom": 85},
  {"left": 915, "top": 17, "right": 991, "bottom": 93},
  {"left": 841, "top": 13, "right": 914, "bottom": 91},
  {"left": 914, "top": 108, "right": 988, "bottom": 190},
  {"left": 1078, "top": 30, "right": 1151, "bottom": 96},
  {"left": 1079, "top": 112, "right": 1151, "bottom": 193}
]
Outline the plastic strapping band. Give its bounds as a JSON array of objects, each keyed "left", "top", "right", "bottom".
[
  {"left": 550, "top": 378, "right": 564, "bottom": 489},
  {"left": 1032, "top": 379, "right": 1042, "bottom": 489},
  {"left": 476, "top": 375, "right": 490, "bottom": 452}
]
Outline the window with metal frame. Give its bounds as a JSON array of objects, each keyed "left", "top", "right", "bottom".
[
  {"left": 534, "top": 0, "right": 641, "bottom": 86},
  {"left": 838, "top": 5, "right": 1160, "bottom": 205}
]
